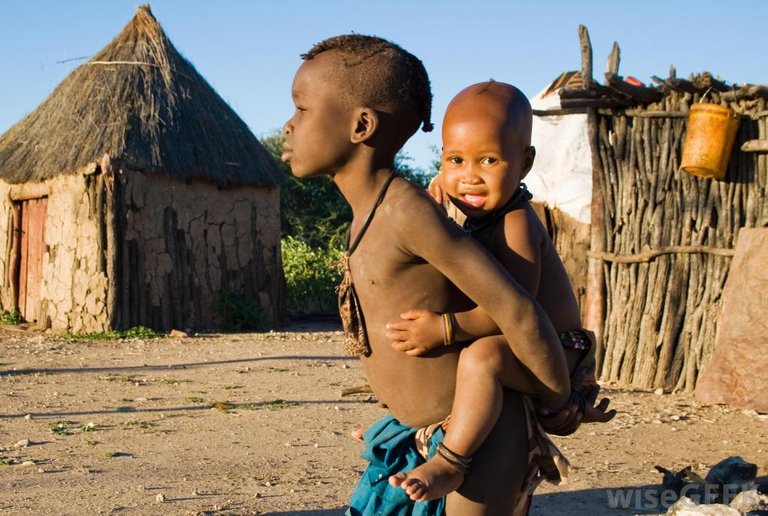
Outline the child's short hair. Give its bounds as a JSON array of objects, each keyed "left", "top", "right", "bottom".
[{"left": 302, "top": 34, "right": 433, "bottom": 138}]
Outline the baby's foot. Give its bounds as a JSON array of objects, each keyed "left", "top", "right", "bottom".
[{"left": 388, "top": 454, "right": 465, "bottom": 502}]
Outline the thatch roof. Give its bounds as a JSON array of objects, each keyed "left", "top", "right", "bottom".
[{"left": 0, "top": 5, "right": 281, "bottom": 186}]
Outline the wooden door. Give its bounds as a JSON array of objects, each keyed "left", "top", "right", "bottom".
[{"left": 15, "top": 198, "right": 47, "bottom": 322}]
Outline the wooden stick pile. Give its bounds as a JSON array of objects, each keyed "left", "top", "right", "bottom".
[{"left": 592, "top": 91, "right": 768, "bottom": 391}]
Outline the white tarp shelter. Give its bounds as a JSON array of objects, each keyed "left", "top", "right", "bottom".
[{"left": 526, "top": 73, "right": 594, "bottom": 224}]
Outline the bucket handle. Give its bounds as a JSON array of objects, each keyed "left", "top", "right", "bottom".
[{"left": 699, "top": 87, "right": 713, "bottom": 104}]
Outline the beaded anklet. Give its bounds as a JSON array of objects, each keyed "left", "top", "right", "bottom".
[{"left": 437, "top": 442, "right": 472, "bottom": 474}]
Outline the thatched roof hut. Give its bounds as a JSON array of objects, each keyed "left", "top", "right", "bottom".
[
  {"left": 0, "top": 5, "right": 283, "bottom": 332},
  {"left": 0, "top": 4, "right": 281, "bottom": 186},
  {"left": 532, "top": 26, "right": 768, "bottom": 393}
]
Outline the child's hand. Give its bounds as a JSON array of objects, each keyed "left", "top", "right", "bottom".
[
  {"left": 385, "top": 309, "right": 444, "bottom": 356},
  {"left": 427, "top": 174, "right": 444, "bottom": 205}
]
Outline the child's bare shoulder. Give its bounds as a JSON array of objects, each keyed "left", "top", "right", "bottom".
[
  {"left": 385, "top": 179, "right": 453, "bottom": 227},
  {"left": 382, "top": 178, "right": 464, "bottom": 253}
]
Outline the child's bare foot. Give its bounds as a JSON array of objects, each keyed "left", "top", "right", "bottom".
[{"left": 388, "top": 454, "right": 465, "bottom": 502}]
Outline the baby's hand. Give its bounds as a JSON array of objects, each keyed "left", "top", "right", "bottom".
[
  {"left": 581, "top": 385, "right": 617, "bottom": 424},
  {"left": 385, "top": 309, "right": 444, "bottom": 356},
  {"left": 535, "top": 400, "right": 582, "bottom": 436},
  {"left": 427, "top": 174, "right": 444, "bottom": 205},
  {"left": 536, "top": 385, "right": 616, "bottom": 436}
]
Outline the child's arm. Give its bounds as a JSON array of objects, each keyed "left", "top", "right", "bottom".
[
  {"left": 388, "top": 209, "right": 540, "bottom": 354},
  {"left": 389, "top": 307, "right": 596, "bottom": 386},
  {"left": 389, "top": 189, "right": 570, "bottom": 408}
]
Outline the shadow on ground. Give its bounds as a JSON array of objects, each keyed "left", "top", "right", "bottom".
[
  {"left": 0, "top": 398, "right": 372, "bottom": 419},
  {"left": 532, "top": 484, "right": 665, "bottom": 515},
  {"left": 0, "top": 354, "right": 355, "bottom": 378},
  {"left": 533, "top": 477, "right": 768, "bottom": 515}
]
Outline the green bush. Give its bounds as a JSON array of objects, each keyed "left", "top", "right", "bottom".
[
  {"left": 282, "top": 236, "right": 343, "bottom": 316},
  {"left": 0, "top": 309, "right": 22, "bottom": 325},
  {"left": 60, "top": 326, "right": 163, "bottom": 341},
  {"left": 216, "top": 291, "right": 270, "bottom": 331}
]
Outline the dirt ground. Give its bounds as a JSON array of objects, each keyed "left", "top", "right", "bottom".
[{"left": 1, "top": 321, "right": 767, "bottom": 516}]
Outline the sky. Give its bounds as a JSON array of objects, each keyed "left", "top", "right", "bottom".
[{"left": 2, "top": 1, "right": 767, "bottom": 170}]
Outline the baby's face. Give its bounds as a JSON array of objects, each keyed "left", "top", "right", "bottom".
[{"left": 441, "top": 112, "right": 531, "bottom": 218}]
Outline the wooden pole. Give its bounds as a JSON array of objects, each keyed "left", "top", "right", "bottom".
[
  {"left": 8, "top": 203, "right": 21, "bottom": 311},
  {"left": 741, "top": 139, "right": 768, "bottom": 152},
  {"left": 579, "top": 25, "right": 593, "bottom": 90},
  {"left": 585, "top": 108, "right": 607, "bottom": 370},
  {"left": 606, "top": 41, "right": 620, "bottom": 75},
  {"left": 101, "top": 155, "right": 120, "bottom": 329}
]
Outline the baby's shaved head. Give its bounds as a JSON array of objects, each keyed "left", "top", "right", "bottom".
[{"left": 445, "top": 81, "right": 532, "bottom": 147}]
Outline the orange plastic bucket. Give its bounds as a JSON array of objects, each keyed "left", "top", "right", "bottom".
[{"left": 680, "top": 103, "right": 740, "bottom": 180}]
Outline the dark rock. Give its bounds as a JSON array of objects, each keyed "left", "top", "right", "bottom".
[{"left": 705, "top": 456, "right": 758, "bottom": 504}]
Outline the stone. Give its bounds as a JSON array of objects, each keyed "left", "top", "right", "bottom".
[
  {"left": 704, "top": 456, "right": 757, "bottom": 503},
  {"left": 13, "top": 439, "right": 31, "bottom": 448},
  {"left": 169, "top": 329, "right": 189, "bottom": 338},
  {"left": 695, "top": 228, "right": 768, "bottom": 413},
  {"left": 705, "top": 457, "right": 757, "bottom": 486},
  {"left": 665, "top": 496, "right": 739, "bottom": 515},
  {"left": 729, "top": 489, "right": 768, "bottom": 513}
]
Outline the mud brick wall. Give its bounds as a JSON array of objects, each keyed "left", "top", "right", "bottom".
[
  {"left": 0, "top": 164, "right": 281, "bottom": 333},
  {"left": 115, "top": 169, "right": 281, "bottom": 330},
  {"left": 0, "top": 170, "right": 109, "bottom": 332}
]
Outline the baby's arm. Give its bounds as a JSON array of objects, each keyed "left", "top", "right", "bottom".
[{"left": 387, "top": 307, "right": 498, "bottom": 355}]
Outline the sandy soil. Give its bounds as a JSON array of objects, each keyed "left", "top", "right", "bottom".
[{"left": 1, "top": 321, "right": 766, "bottom": 516}]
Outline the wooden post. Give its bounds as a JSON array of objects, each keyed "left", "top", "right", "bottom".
[
  {"left": 101, "top": 154, "right": 120, "bottom": 329},
  {"left": 741, "top": 139, "right": 768, "bottom": 152},
  {"left": 585, "top": 109, "right": 607, "bottom": 371},
  {"left": 579, "top": 25, "right": 594, "bottom": 89},
  {"left": 606, "top": 41, "right": 620, "bottom": 75},
  {"left": 8, "top": 203, "right": 21, "bottom": 311}
]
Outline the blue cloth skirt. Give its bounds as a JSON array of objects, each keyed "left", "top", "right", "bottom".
[{"left": 347, "top": 415, "right": 447, "bottom": 516}]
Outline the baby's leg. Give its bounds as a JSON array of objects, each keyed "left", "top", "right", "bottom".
[
  {"left": 443, "top": 336, "right": 535, "bottom": 454},
  {"left": 389, "top": 336, "right": 531, "bottom": 501},
  {"left": 448, "top": 388, "right": 529, "bottom": 514}
]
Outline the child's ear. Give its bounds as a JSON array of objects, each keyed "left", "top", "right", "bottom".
[
  {"left": 350, "top": 107, "right": 379, "bottom": 144},
  {"left": 521, "top": 146, "right": 536, "bottom": 178}
]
